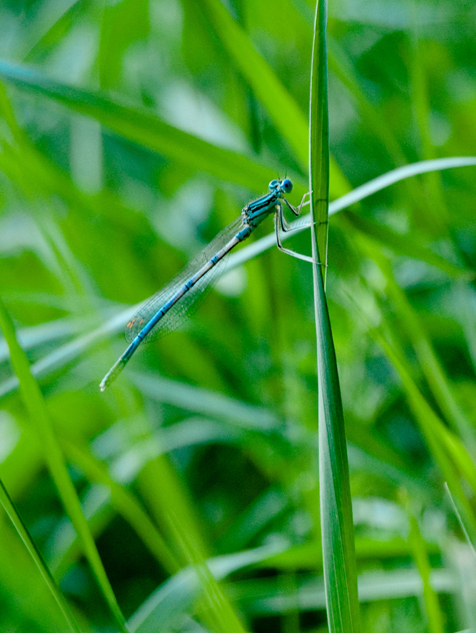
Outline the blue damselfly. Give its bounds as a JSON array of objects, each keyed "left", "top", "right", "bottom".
[{"left": 100, "top": 178, "right": 310, "bottom": 390}]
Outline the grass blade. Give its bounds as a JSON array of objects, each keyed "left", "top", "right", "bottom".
[
  {"left": 309, "top": 0, "right": 330, "bottom": 272},
  {"left": 309, "top": 1, "right": 361, "bottom": 631},
  {"left": 328, "top": 157, "right": 476, "bottom": 212},
  {"left": 406, "top": 502, "right": 445, "bottom": 633},
  {"left": 0, "top": 59, "right": 286, "bottom": 191}
]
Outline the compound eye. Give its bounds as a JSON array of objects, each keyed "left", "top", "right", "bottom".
[
  {"left": 281, "top": 178, "right": 293, "bottom": 193},
  {"left": 269, "top": 179, "right": 279, "bottom": 190}
]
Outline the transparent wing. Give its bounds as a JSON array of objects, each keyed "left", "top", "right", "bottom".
[{"left": 125, "top": 216, "right": 244, "bottom": 343}]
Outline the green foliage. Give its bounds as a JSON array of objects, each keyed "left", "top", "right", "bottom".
[{"left": 0, "top": 0, "right": 476, "bottom": 632}]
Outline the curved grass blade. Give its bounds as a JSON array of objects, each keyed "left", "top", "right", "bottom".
[
  {"left": 0, "top": 295, "right": 129, "bottom": 633},
  {"left": 228, "top": 156, "right": 476, "bottom": 275},
  {"left": 0, "top": 60, "right": 287, "bottom": 192},
  {"left": 332, "top": 157, "right": 476, "bottom": 209},
  {"left": 129, "top": 546, "right": 281, "bottom": 633},
  {"left": 1, "top": 157, "right": 474, "bottom": 399},
  {"left": 309, "top": 1, "right": 361, "bottom": 631}
]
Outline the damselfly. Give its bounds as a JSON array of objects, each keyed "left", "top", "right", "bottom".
[{"left": 100, "top": 178, "right": 311, "bottom": 391}]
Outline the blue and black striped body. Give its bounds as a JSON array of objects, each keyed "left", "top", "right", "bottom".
[{"left": 100, "top": 178, "right": 294, "bottom": 390}]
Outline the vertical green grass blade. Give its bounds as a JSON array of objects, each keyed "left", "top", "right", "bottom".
[
  {"left": 309, "top": 1, "right": 361, "bottom": 631},
  {"left": 409, "top": 15, "right": 448, "bottom": 231},
  {"left": 0, "top": 477, "right": 81, "bottom": 633},
  {"left": 406, "top": 500, "right": 445, "bottom": 633},
  {"left": 0, "top": 295, "right": 129, "bottom": 633},
  {"left": 314, "top": 268, "right": 362, "bottom": 633},
  {"left": 309, "top": 0, "right": 330, "bottom": 272}
]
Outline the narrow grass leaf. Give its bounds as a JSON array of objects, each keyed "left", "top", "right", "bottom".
[
  {"left": 0, "top": 477, "right": 81, "bottom": 633},
  {"left": 309, "top": 0, "right": 330, "bottom": 271},
  {"left": 314, "top": 253, "right": 362, "bottom": 633},
  {"left": 406, "top": 505, "right": 445, "bottom": 633},
  {"left": 0, "top": 60, "right": 284, "bottom": 191},
  {"left": 329, "top": 157, "right": 476, "bottom": 211},
  {"left": 309, "top": 1, "right": 361, "bottom": 632}
]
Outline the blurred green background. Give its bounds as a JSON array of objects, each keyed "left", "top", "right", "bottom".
[{"left": 1, "top": 0, "right": 476, "bottom": 631}]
